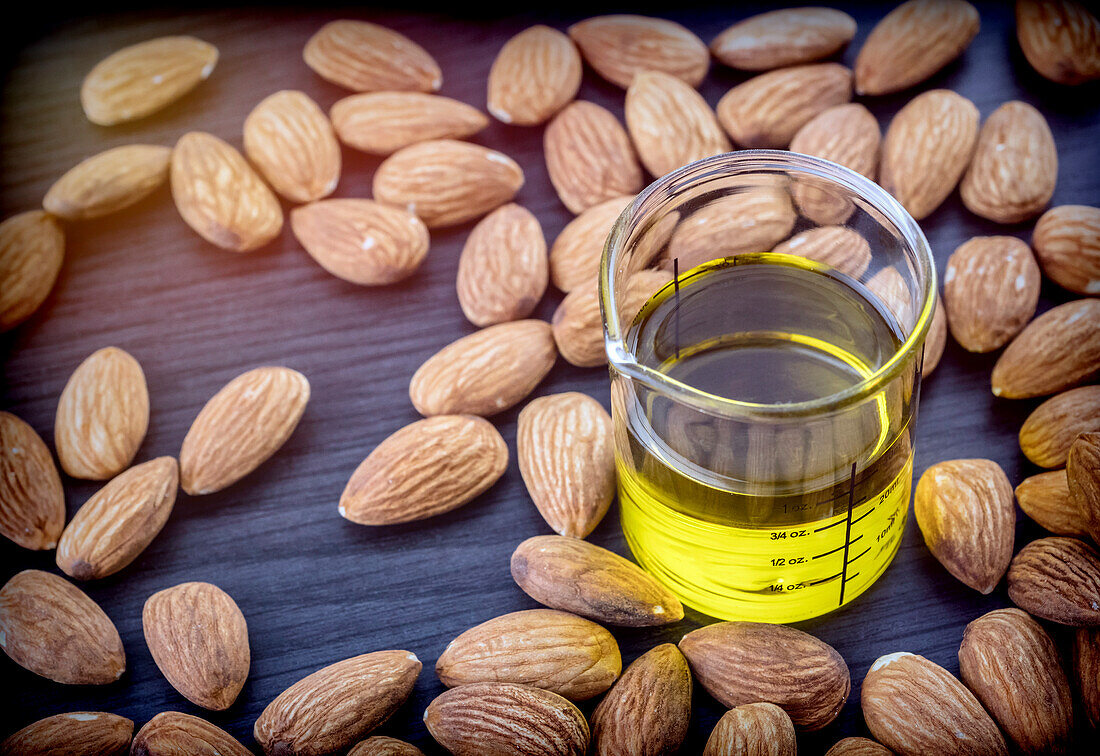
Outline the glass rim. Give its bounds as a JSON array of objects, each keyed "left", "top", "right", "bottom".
[{"left": 599, "top": 150, "right": 937, "bottom": 420}]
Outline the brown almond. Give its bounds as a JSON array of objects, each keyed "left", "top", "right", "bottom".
[
  {"left": 303, "top": 20, "right": 440, "bottom": 93},
  {"left": 0, "top": 712, "right": 132, "bottom": 756},
  {"left": 703, "top": 702, "right": 796, "bottom": 756},
  {"left": 43, "top": 145, "right": 171, "bottom": 221},
  {"left": 243, "top": 90, "right": 341, "bottom": 203},
  {"left": 0, "top": 210, "right": 65, "bottom": 332},
  {"left": 1032, "top": 204, "right": 1100, "bottom": 295},
  {"left": 132, "top": 712, "right": 251, "bottom": 756},
  {"left": 825, "top": 738, "right": 893, "bottom": 756},
  {"left": 666, "top": 186, "right": 796, "bottom": 271},
  {"left": 0, "top": 412, "right": 65, "bottom": 550},
  {"left": 1017, "top": 0, "right": 1100, "bottom": 85},
  {"left": 1073, "top": 627, "right": 1100, "bottom": 728},
  {"left": 348, "top": 737, "right": 425, "bottom": 756},
  {"left": 772, "top": 226, "right": 872, "bottom": 278},
  {"left": 550, "top": 195, "right": 634, "bottom": 292},
  {"left": 991, "top": 298, "right": 1100, "bottom": 398},
  {"left": 866, "top": 266, "right": 915, "bottom": 329},
  {"left": 331, "top": 92, "right": 488, "bottom": 155},
  {"left": 1069, "top": 431, "right": 1100, "bottom": 545},
  {"left": 1016, "top": 470, "right": 1088, "bottom": 536},
  {"left": 1007, "top": 536, "right": 1100, "bottom": 625},
  {"left": 711, "top": 8, "right": 856, "bottom": 71},
  {"left": 924, "top": 298, "right": 949, "bottom": 378},
  {"left": 545, "top": 101, "right": 643, "bottom": 214},
  {"left": 789, "top": 103, "right": 881, "bottom": 223},
  {"left": 568, "top": 15, "right": 708, "bottom": 88},
  {"left": 488, "top": 25, "right": 582, "bottom": 126},
  {"left": 1020, "top": 386, "right": 1100, "bottom": 467}
]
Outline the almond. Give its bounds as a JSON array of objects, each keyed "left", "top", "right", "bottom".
[
  {"left": 348, "top": 737, "right": 425, "bottom": 756},
  {"left": 80, "top": 36, "right": 217, "bottom": 125},
  {"left": 666, "top": 186, "right": 796, "bottom": 271},
  {"left": 866, "top": 266, "right": 915, "bottom": 329},
  {"left": 132, "top": 712, "right": 251, "bottom": 756},
  {"left": 789, "top": 103, "right": 880, "bottom": 224},
  {"left": 703, "top": 702, "right": 796, "bottom": 756},
  {"left": 331, "top": 92, "right": 488, "bottom": 155},
  {"left": 772, "top": 226, "right": 872, "bottom": 278},
  {"left": 303, "top": 20, "right": 441, "bottom": 93},
  {"left": 290, "top": 198, "right": 430, "bottom": 286},
  {"left": 487, "top": 25, "right": 582, "bottom": 126},
  {"left": 170, "top": 131, "right": 283, "bottom": 253},
  {"left": 43, "top": 145, "right": 171, "bottom": 221},
  {"left": 0, "top": 411, "right": 65, "bottom": 550},
  {"left": 943, "top": 236, "right": 1041, "bottom": 353},
  {"left": 0, "top": 210, "right": 64, "bottom": 332},
  {"left": 544, "top": 101, "right": 643, "bottom": 214},
  {"left": 424, "top": 681, "right": 589, "bottom": 756},
  {"left": 0, "top": 569, "right": 125, "bottom": 684},
  {"left": 1032, "top": 204, "right": 1100, "bottom": 295},
  {"left": 56, "top": 456, "right": 178, "bottom": 580},
  {"left": 54, "top": 346, "right": 149, "bottom": 480},
  {"left": 1016, "top": 0, "right": 1100, "bottom": 85},
  {"left": 1073, "top": 627, "right": 1100, "bottom": 728},
  {"left": 567, "top": 15, "right": 708, "bottom": 88},
  {"left": 991, "top": 298, "right": 1100, "bottom": 398},
  {"left": 243, "top": 90, "right": 341, "bottom": 203},
  {"left": 1019, "top": 386, "right": 1100, "bottom": 467},
  {"left": 0, "top": 712, "right": 132, "bottom": 756},
  {"left": 1016, "top": 470, "right": 1088, "bottom": 536},
  {"left": 1069, "top": 431, "right": 1100, "bottom": 545},
  {"left": 961, "top": 101, "right": 1058, "bottom": 224},
  {"left": 179, "top": 366, "right": 310, "bottom": 495},
  {"left": 879, "top": 89, "right": 979, "bottom": 220},
  {"left": 825, "top": 738, "right": 893, "bottom": 755},
  {"left": 716, "top": 63, "right": 852, "bottom": 149},
  {"left": 711, "top": 8, "right": 856, "bottom": 71},
  {"left": 456, "top": 203, "right": 547, "bottom": 326},
  {"left": 1007, "top": 536, "right": 1100, "bottom": 625},
  {"left": 253, "top": 650, "right": 422, "bottom": 755},
  {"left": 339, "top": 414, "right": 508, "bottom": 526},
  {"left": 409, "top": 320, "right": 556, "bottom": 416},
  {"left": 854, "top": 0, "right": 980, "bottom": 95},
  {"left": 590, "top": 644, "right": 691, "bottom": 756},
  {"left": 861, "top": 652, "right": 1008, "bottom": 755},
  {"left": 549, "top": 195, "right": 633, "bottom": 292},
  {"left": 923, "top": 298, "right": 949, "bottom": 377},
  {"left": 373, "top": 139, "right": 524, "bottom": 228},
  {"left": 678, "top": 621, "right": 850, "bottom": 731}
]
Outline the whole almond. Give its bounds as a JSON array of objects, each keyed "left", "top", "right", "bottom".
[
  {"left": 1007, "top": 536, "right": 1100, "bottom": 625},
  {"left": 0, "top": 712, "right": 132, "bottom": 756},
  {"left": 290, "top": 199, "right": 430, "bottom": 286},
  {"left": 43, "top": 145, "right": 171, "bottom": 221},
  {"left": 56, "top": 456, "right": 178, "bottom": 580},
  {"left": 0, "top": 210, "right": 65, "bottom": 332},
  {"left": 456, "top": 203, "right": 548, "bottom": 326},
  {"left": 1032, "top": 204, "right": 1100, "bottom": 295},
  {"left": 373, "top": 139, "right": 524, "bottom": 228},
  {"left": 0, "top": 412, "right": 65, "bottom": 550},
  {"left": 55, "top": 346, "right": 149, "bottom": 481},
  {"left": 1069, "top": 432, "right": 1100, "bottom": 545},
  {"left": 331, "top": 92, "right": 488, "bottom": 155},
  {"left": 1020, "top": 386, "right": 1100, "bottom": 467},
  {"left": 678, "top": 621, "right": 850, "bottom": 731},
  {"left": 511, "top": 535, "right": 682, "bottom": 625},
  {"left": 424, "top": 681, "right": 589, "bottom": 756},
  {"left": 924, "top": 298, "right": 949, "bottom": 377},
  {"left": 81, "top": 36, "right": 218, "bottom": 125},
  {"left": 961, "top": 101, "right": 1058, "bottom": 224},
  {"left": 773, "top": 226, "right": 872, "bottom": 278},
  {"left": 825, "top": 738, "right": 893, "bottom": 756},
  {"left": 991, "top": 298, "right": 1100, "bottom": 398},
  {"left": 1017, "top": 0, "right": 1100, "bottom": 85},
  {"left": 303, "top": 20, "right": 441, "bottom": 93},
  {"left": 409, "top": 320, "right": 556, "bottom": 416},
  {"left": 959, "top": 608, "right": 1074, "bottom": 754},
  {"left": 866, "top": 266, "right": 915, "bottom": 329},
  {"left": 943, "top": 236, "right": 1041, "bottom": 353},
  {"left": 1016, "top": 470, "right": 1088, "bottom": 536},
  {"left": 550, "top": 195, "right": 633, "bottom": 292},
  {"left": 0, "top": 569, "right": 125, "bottom": 684},
  {"left": 854, "top": 0, "right": 980, "bottom": 95},
  {"left": 243, "top": 90, "right": 341, "bottom": 203},
  {"left": 711, "top": 8, "right": 857, "bottom": 71},
  {"left": 861, "top": 652, "right": 1008, "bottom": 755},
  {"left": 666, "top": 187, "right": 796, "bottom": 271},
  {"left": 179, "top": 366, "right": 310, "bottom": 495},
  {"left": 348, "top": 737, "right": 425, "bottom": 756},
  {"left": 703, "top": 702, "right": 796, "bottom": 756},
  {"left": 590, "top": 644, "right": 691, "bottom": 756},
  {"left": 339, "top": 415, "right": 508, "bottom": 526},
  {"left": 170, "top": 131, "right": 283, "bottom": 253},
  {"left": 132, "top": 712, "right": 251, "bottom": 756},
  {"left": 568, "top": 15, "right": 708, "bottom": 88},
  {"left": 487, "top": 25, "right": 582, "bottom": 126},
  {"left": 789, "top": 103, "right": 880, "bottom": 224},
  {"left": 1073, "top": 627, "right": 1100, "bottom": 728},
  {"left": 253, "top": 650, "right": 422, "bottom": 755},
  {"left": 879, "top": 89, "right": 979, "bottom": 220},
  {"left": 544, "top": 101, "right": 643, "bottom": 214}
]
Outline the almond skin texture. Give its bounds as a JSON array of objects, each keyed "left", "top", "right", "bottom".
[
  {"left": 55, "top": 346, "right": 149, "bottom": 481},
  {"left": 703, "top": 702, "right": 796, "bottom": 756},
  {"left": 0, "top": 411, "right": 65, "bottom": 550},
  {"left": 339, "top": 414, "right": 508, "bottom": 526},
  {"left": 243, "top": 90, "right": 340, "bottom": 203},
  {"left": 331, "top": 92, "right": 488, "bottom": 155},
  {"left": 290, "top": 199, "right": 430, "bottom": 286},
  {"left": 1032, "top": 204, "right": 1100, "bottom": 295},
  {"left": 943, "top": 236, "right": 1041, "bottom": 353},
  {"left": 825, "top": 738, "right": 893, "bottom": 756},
  {"left": 568, "top": 15, "right": 708, "bottom": 88},
  {"left": 1017, "top": 0, "right": 1100, "bottom": 85},
  {"left": 1020, "top": 386, "right": 1100, "bottom": 467},
  {"left": 303, "top": 20, "right": 440, "bottom": 93},
  {"left": 666, "top": 187, "right": 796, "bottom": 272},
  {"left": 1016, "top": 470, "right": 1088, "bottom": 536},
  {"left": 773, "top": 227, "right": 872, "bottom": 279},
  {"left": 179, "top": 366, "right": 310, "bottom": 495},
  {"left": 861, "top": 652, "right": 1008, "bottom": 756},
  {"left": 958, "top": 608, "right": 1074, "bottom": 754},
  {"left": 544, "top": 101, "right": 643, "bottom": 214},
  {"left": 550, "top": 195, "right": 633, "bottom": 292},
  {"left": 80, "top": 36, "right": 217, "bottom": 125},
  {"left": 436, "top": 608, "right": 621, "bottom": 701},
  {"left": 678, "top": 621, "right": 850, "bottom": 731},
  {"left": 711, "top": 8, "right": 857, "bottom": 71},
  {"left": 424, "top": 681, "right": 590, "bottom": 756},
  {"left": 56, "top": 456, "right": 178, "bottom": 580},
  {"left": 373, "top": 139, "right": 524, "bottom": 229},
  {"left": 0, "top": 569, "right": 125, "bottom": 684},
  {"left": 854, "top": 0, "right": 980, "bottom": 95},
  {"left": 590, "top": 644, "right": 691, "bottom": 756},
  {"left": 1069, "top": 432, "right": 1100, "bottom": 545},
  {"left": 517, "top": 393, "right": 615, "bottom": 538},
  {"left": 0, "top": 712, "right": 133, "bottom": 756},
  {"left": 170, "top": 131, "right": 283, "bottom": 253},
  {"left": 961, "top": 101, "right": 1058, "bottom": 224},
  {"left": 409, "top": 320, "right": 556, "bottom": 417},
  {"left": 488, "top": 25, "right": 582, "bottom": 126},
  {"left": 456, "top": 203, "right": 548, "bottom": 326},
  {"left": 1007, "top": 536, "right": 1100, "bottom": 625},
  {"left": 923, "top": 299, "right": 949, "bottom": 377},
  {"left": 253, "top": 650, "right": 422, "bottom": 756},
  {"left": 991, "top": 298, "right": 1100, "bottom": 398},
  {"left": 44, "top": 145, "right": 171, "bottom": 221},
  {"left": 0, "top": 210, "right": 64, "bottom": 332},
  {"left": 131, "top": 712, "right": 251, "bottom": 756},
  {"left": 789, "top": 103, "right": 880, "bottom": 224},
  {"left": 1073, "top": 627, "right": 1100, "bottom": 728},
  {"left": 348, "top": 737, "right": 425, "bottom": 756},
  {"left": 511, "top": 535, "right": 683, "bottom": 626}
]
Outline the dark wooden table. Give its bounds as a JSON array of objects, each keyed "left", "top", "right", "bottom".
[{"left": 2, "top": 3, "right": 1098, "bottom": 752}]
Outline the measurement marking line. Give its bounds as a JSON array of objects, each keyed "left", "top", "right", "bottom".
[
  {"left": 846, "top": 546, "right": 871, "bottom": 564},
  {"left": 838, "top": 461, "right": 857, "bottom": 606},
  {"left": 813, "top": 544, "right": 845, "bottom": 560},
  {"left": 850, "top": 506, "right": 875, "bottom": 526},
  {"left": 815, "top": 519, "right": 845, "bottom": 533},
  {"left": 843, "top": 571, "right": 861, "bottom": 583},
  {"left": 807, "top": 571, "right": 842, "bottom": 587}
]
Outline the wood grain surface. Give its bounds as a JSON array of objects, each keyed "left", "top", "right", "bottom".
[{"left": 2, "top": 3, "right": 1098, "bottom": 752}]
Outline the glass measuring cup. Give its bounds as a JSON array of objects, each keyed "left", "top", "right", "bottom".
[{"left": 600, "top": 151, "right": 936, "bottom": 624}]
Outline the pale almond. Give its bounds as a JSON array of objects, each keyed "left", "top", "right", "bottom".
[
  {"left": 666, "top": 186, "right": 796, "bottom": 271},
  {"left": 772, "top": 226, "right": 872, "bottom": 278},
  {"left": 303, "top": 20, "right": 441, "bottom": 93},
  {"left": 991, "top": 298, "right": 1100, "bottom": 398},
  {"left": 1007, "top": 536, "right": 1100, "bottom": 625},
  {"left": 0, "top": 210, "right": 65, "bottom": 332},
  {"left": 1016, "top": 0, "right": 1100, "bottom": 85},
  {"left": 243, "top": 90, "right": 341, "bottom": 203},
  {"left": 44, "top": 145, "right": 171, "bottom": 221},
  {"left": 132, "top": 712, "right": 252, "bottom": 756},
  {"left": 568, "top": 15, "right": 708, "bottom": 88},
  {"left": 0, "top": 411, "right": 65, "bottom": 550},
  {"left": 1016, "top": 469, "right": 1088, "bottom": 536},
  {"left": 331, "top": 92, "right": 488, "bottom": 155},
  {"left": 1019, "top": 385, "right": 1100, "bottom": 467},
  {"left": 0, "top": 712, "right": 133, "bottom": 756},
  {"left": 1032, "top": 204, "right": 1100, "bottom": 295},
  {"left": 789, "top": 103, "right": 880, "bottom": 224},
  {"left": 703, "top": 702, "right": 796, "bottom": 756},
  {"left": 549, "top": 195, "right": 633, "bottom": 292},
  {"left": 924, "top": 298, "right": 949, "bottom": 377},
  {"left": 488, "top": 25, "right": 582, "bottom": 126},
  {"left": 866, "top": 266, "right": 915, "bottom": 329},
  {"left": 711, "top": 8, "right": 856, "bottom": 71}
]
